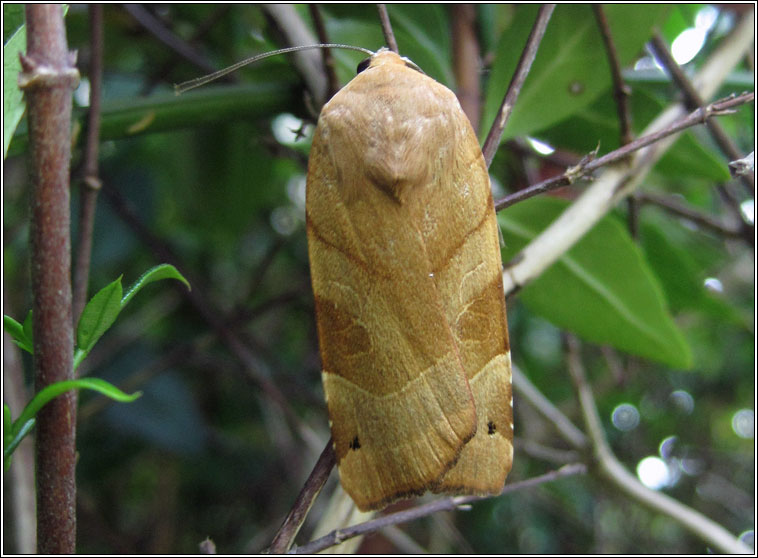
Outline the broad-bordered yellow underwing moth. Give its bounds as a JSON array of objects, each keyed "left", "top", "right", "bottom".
[{"left": 306, "top": 48, "right": 513, "bottom": 512}]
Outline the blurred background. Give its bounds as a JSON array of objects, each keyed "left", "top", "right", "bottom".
[{"left": 3, "top": 4, "right": 754, "bottom": 553}]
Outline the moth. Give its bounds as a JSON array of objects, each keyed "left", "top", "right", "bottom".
[{"left": 306, "top": 47, "right": 513, "bottom": 512}]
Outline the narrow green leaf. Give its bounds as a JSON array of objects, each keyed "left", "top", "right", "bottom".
[
  {"left": 13, "top": 378, "right": 141, "bottom": 435},
  {"left": 76, "top": 276, "right": 123, "bottom": 353},
  {"left": 4, "top": 418, "right": 35, "bottom": 469},
  {"left": 499, "top": 197, "right": 693, "bottom": 369},
  {"left": 22, "top": 307, "right": 33, "bottom": 340},
  {"left": 3, "top": 314, "right": 30, "bottom": 353},
  {"left": 121, "top": 264, "right": 190, "bottom": 308}
]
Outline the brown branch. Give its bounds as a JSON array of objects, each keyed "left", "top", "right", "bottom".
[
  {"left": 20, "top": 4, "right": 79, "bottom": 553},
  {"left": 73, "top": 4, "right": 104, "bottom": 323},
  {"left": 649, "top": 31, "right": 754, "bottom": 194},
  {"left": 592, "top": 5, "right": 633, "bottom": 146},
  {"left": 450, "top": 4, "right": 481, "bottom": 133},
  {"left": 482, "top": 4, "right": 555, "bottom": 167},
  {"left": 495, "top": 92, "right": 755, "bottom": 211},
  {"left": 293, "top": 463, "right": 587, "bottom": 554},
  {"left": 377, "top": 4, "right": 398, "bottom": 53},
  {"left": 267, "top": 441, "right": 337, "bottom": 553},
  {"left": 308, "top": 5, "right": 340, "bottom": 98}
]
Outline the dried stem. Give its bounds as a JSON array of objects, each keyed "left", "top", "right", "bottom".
[
  {"left": 20, "top": 4, "right": 79, "bottom": 553},
  {"left": 450, "top": 4, "right": 481, "bottom": 132},
  {"left": 293, "top": 463, "right": 587, "bottom": 554},
  {"left": 495, "top": 92, "right": 755, "bottom": 211},
  {"left": 267, "top": 441, "right": 337, "bottom": 553},
  {"left": 377, "top": 5, "right": 399, "bottom": 53},
  {"left": 592, "top": 5, "right": 633, "bottom": 146},
  {"left": 564, "top": 335, "right": 751, "bottom": 554},
  {"left": 649, "top": 31, "right": 754, "bottom": 194},
  {"left": 482, "top": 4, "right": 555, "bottom": 167},
  {"left": 73, "top": 4, "right": 104, "bottom": 323}
]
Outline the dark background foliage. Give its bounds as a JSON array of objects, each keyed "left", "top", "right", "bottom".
[{"left": 3, "top": 4, "right": 754, "bottom": 553}]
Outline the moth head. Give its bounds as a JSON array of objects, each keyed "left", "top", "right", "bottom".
[{"left": 356, "top": 47, "right": 425, "bottom": 76}]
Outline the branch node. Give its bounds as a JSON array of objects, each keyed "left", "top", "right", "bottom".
[{"left": 18, "top": 52, "right": 80, "bottom": 90}]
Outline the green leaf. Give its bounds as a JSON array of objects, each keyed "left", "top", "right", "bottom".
[
  {"left": 499, "top": 196, "right": 693, "bottom": 369},
  {"left": 121, "top": 264, "right": 191, "bottom": 308},
  {"left": 3, "top": 7, "right": 26, "bottom": 158},
  {"left": 3, "top": 310, "right": 33, "bottom": 354},
  {"left": 13, "top": 378, "right": 141, "bottom": 437},
  {"left": 4, "top": 418, "right": 34, "bottom": 470},
  {"left": 76, "top": 276, "right": 123, "bottom": 353},
  {"left": 4, "top": 377, "right": 141, "bottom": 467},
  {"left": 483, "top": 4, "right": 670, "bottom": 142}
]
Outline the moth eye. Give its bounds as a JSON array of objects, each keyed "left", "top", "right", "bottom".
[{"left": 356, "top": 58, "right": 371, "bottom": 74}]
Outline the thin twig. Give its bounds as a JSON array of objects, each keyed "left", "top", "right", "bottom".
[
  {"left": 649, "top": 31, "right": 754, "bottom": 195},
  {"left": 512, "top": 365, "right": 588, "bottom": 450},
  {"left": 143, "top": 5, "right": 234, "bottom": 95},
  {"left": 495, "top": 92, "right": 755, "bottom": 211},
  {"left": 73, "top": 4, "right": 104, "bottom": 323},
  {"left": 450, "top": 4, "right": 481, "bottom": 132},
  {"left": 122, "top": 4, "right": 216, "bottom": 74},
  {"left": 636, "top": 190, "right": 745, "bottom": 240},
  {"left": 261, "top": 4, "right": 328, "bottom": 108},
  {"left": 292, "top": 463, "right": 587, "bottom": 554},
  {"left": 592, "top": 5, "right": 633, "bottom": 146},
  {"left": 482, "top": 4, "right": 555, "bottom": 167},
  {"left": 377, "top": 5, "right": 398, "bottom": 53},
  {"left": 564, "top": 335, "right": 751, "bottom": 554},
  {"left": 500, "top": 9, "right": 754, "bottom": 297},
  {"left": 20, "top": 4, "right": 79, "bottom": 553},
  {"left": 267, "top": 441, "right": 337, "bottom": 553},
  {"left": 308, "top": 5, "right": 340, "bottom": 98}
]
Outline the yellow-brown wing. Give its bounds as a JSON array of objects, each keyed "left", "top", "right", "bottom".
[{"left": 306, "top": 51, "right": 477, "bottom": 512}]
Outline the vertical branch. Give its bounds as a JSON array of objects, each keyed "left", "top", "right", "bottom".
[
  {"left": 73, "top": 4, "right": 105, "bottom": 322},
  {"left": 377, "top": 5, "right": 399, "bottom": 53},
  {"left": 19, "top": 4, "right": 80, "bottom": 554},
  {"left": 450, "top": 4, "right": 481, "bottom": 133},
  {"left": 592, "top": 5, "right": 633, "bottom": 146},
  {"left": 482, "top": 4, "right": 555, "bottom": 167}
]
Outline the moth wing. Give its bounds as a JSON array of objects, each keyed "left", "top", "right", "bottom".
[
  {"left": 306, "top": 94, "right": 477, "bottom": 512},
  {"left": 423, "top": 99, "right": 513, "bottom": 496}
]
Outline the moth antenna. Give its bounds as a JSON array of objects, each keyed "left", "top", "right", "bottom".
[{"left": 174, "top": 44, "right": 375, "bottom": 95}]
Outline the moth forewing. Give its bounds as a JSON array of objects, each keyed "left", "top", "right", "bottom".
[{"left": 306, "top": 48, "right": 512, "bottom": 511}]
